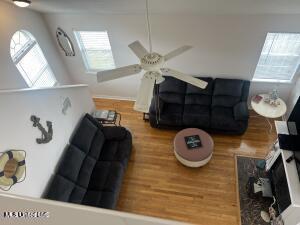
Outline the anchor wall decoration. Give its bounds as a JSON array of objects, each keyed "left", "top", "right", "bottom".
[{"left": 30, "top": 115, "right": 53, "bottom": 144}]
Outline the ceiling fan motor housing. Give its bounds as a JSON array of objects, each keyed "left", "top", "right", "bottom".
[
  {"left": 141, "top": 53, "right": 164, "bottom": 72},
  {"left": 140, "top": 53, "right": 165, "bottom": 84}
]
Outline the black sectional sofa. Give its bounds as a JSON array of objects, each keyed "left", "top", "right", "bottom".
[
  {"left": 44, "top": 113, "right": 132, "bottom": 209},
  {"left": 149, "top": 77, "right": 250, "bottom": 134}
]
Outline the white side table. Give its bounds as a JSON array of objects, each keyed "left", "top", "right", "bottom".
[{"left": 251, "top": 94, "right": 287, "bottom": 133}]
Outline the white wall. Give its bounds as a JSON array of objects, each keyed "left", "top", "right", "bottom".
[
  {"left": 0, "top": 85, "right": 94, "bottom": 198},
  {"left": 43, "top": 13, "right": 300, "bottom": 101},
  {"left": 0, "top": 193, "right": 188, "bottom": 225},
  {"left": 0, "top": 1, "right": 73, "bottom": 90}
]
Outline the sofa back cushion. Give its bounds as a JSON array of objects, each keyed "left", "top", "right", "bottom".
[
  {"left": 57, "top": 144, "right": 87, "bottom": 183},
  {"left": 213, "top": 78, "right": 244, "bottom": 97},
  {"left": 186, "top": 77, "right": 213, "bottom": 95},
  {"left": 240, "top": 80, "right": 251, "bottom": 102},
  {"left": 84, "top": 113, "right": 104, "bottom": 130},
  {"left": 159, "top": 77, "right": 186, "bottom": 104},
  {"left": 212, "top": 78, "right": 249, "bottom": 107},
  {"left": 70, "top": 115, "right": 98, "bottom": 153},
  {"left": 185, "top": 77, "right": 213, "bottom": 105}
]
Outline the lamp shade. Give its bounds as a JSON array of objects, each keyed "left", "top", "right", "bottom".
[{"left": 13, "top": 0, "right": 31, "bottom": 7}]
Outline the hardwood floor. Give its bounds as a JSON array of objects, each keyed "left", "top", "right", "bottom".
[{"left": 94, "top": 98, "right": 277, "bottom": 225}]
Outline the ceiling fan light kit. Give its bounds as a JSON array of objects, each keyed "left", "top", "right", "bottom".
[
  {"left": 13, "top": 0, "right": 31, "bottom": 7},
  {"left": 97, "top": 0, "right": 208, "bottom": 113}
]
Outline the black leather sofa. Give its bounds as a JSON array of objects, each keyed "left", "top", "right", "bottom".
[
  {"left": 44, "top": 114, "right": 132, "bottom": 209},
  {"left": 149, "top": 77, "right": 250, "bottom": 134}
]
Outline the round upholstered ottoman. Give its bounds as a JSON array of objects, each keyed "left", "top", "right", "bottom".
[{"left": 174, "top": 128, "right": 214, "bottom": 168}]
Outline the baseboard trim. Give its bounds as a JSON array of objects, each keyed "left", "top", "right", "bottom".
[
  {"left": 93, "top": 96, "right": 255, "bottom": 109},
  {"left": 93, "top": 95, "right": 136, "bottom": 101}
]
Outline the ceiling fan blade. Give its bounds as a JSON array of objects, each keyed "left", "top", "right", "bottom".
[
  {"left": 134, "top": 73, "right": 156, "bottom": 113},
  {"left": 161, "top": 68, "right": 208, "bottom": 89},
  {"left": 97, "top": 64, "right": 142, "bottom": 83},
  {"left": 128, "top": 41, "right": 149, "bottom": 59},
  {"left": 164, "top": 45, "right": 192, "bottom": 62}
]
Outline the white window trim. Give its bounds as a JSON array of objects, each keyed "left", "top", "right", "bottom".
[
  {"left": 252, "top": 78, "right": 294, "bottom": 84},
  {"left": 74, "top": 31, "right": 93, "bottom": 73}
]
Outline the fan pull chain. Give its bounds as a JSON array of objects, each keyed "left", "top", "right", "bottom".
[
  {"left": 146, "top": 0, "right": 153, "bottom": 54},
  {"left": 157, "top": 85, "right": 161, "bottom": 121},
  {"left": 155, "top": 82, "right": 158, "bottom": 124},
  {"left": 155, "top": 82, "right": 161, "bottom": 124}
]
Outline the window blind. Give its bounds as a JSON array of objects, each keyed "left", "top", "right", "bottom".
[
  {"left": 10, "top": 31, "right": 57, "bottom": 88},
  {"left": 253, "top": 33, "right": 300, "bottom": 82},
  {"left": 74, "top": 31, "right": 115, "bottom": 72},
  {"left": 16, "top": 44, "right": 56, "bottom": 88}
]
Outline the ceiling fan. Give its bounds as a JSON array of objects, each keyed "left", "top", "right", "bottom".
[{"left": 97, "top": 0, "right": 208, "bottom": 113}]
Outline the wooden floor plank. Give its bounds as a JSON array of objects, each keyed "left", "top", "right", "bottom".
[{"left": 94, "top": 98, "right": 277, "bottom": 225}]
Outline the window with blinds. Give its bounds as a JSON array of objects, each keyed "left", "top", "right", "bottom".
[
  {"left": 74, "top": 31, "right": 115, "bottom": 73},
  {"left": 253, "top": 33, "right": 300, "bottom": 82},
  {"left": 10, "top": 30, "right": 57, "bottom": 88}
]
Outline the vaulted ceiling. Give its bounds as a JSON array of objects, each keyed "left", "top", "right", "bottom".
[{"left": 22, "top": 0, "right": 300, "bottom": 14}]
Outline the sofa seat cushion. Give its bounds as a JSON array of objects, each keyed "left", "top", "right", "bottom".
[
  {"left": 99, "top": 130, "right": 132, "bottom": 167},
  {"left": 212, "top": 96, "right": 241, "bottom": 107},
  {"left": 102, "top": 127, "right": 128, "bottom": 141},
  {"left": 183, "top": 105, "right": 210, "bottom": 128},
  {"left": 83, "top": 161, "right": 124, "bottom": 208},
  {"left": 159, "top": 103, "right": 183, "bottom": 126},
  {"left": 185, "top": 95, "right": 211, "bottom": 105},
  {"left": 211, "top": 107, "right": 241, "bottom": 131},
  {"left": 234, "top": 102, "right": 249, "bottom": 121},
  {"left": 88, "top": 161, "right": 124, "bottom": 192},
  {"left": 83, "top": 190, "right": 119, "bottom": 209}
]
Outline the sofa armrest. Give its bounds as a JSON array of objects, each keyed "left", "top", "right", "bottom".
[
  {"left": 149, "top": 96, "right": 164, "bottom": 114},
  {"left": 234, "top": 102, "right": 249, "bottom": 121},
  {"left": 102, "top": 126, "right": 129, "bottom": 141}
]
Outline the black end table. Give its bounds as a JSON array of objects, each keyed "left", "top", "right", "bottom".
[{"left": 92, "top": 110, "right": 121, "bottom": 126}]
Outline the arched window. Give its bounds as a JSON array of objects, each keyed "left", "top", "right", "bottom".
[{"left": 10, "top": 30, "right": 57, "bottom": 88}]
